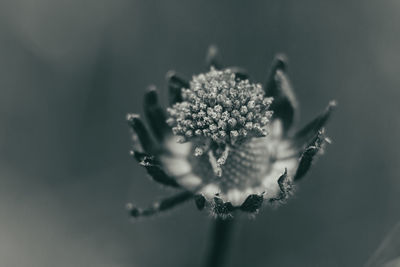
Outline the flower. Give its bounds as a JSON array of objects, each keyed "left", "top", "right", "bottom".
[{"left": 126, "top": 46, "right": 335, "bottom": 218}]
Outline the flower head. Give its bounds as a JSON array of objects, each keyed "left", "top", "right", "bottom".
[
  {"left": 126, "top": 46, "right": 335, "bottom": 218},
  {"left": 167, "top": 68, "right": 272, "bottom": 144}
]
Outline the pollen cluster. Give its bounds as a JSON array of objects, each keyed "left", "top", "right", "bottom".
[{"left": 167, "top": 68, "right": 273, "bottom": 146}]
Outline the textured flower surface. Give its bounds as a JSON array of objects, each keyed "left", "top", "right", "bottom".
[{"left": 126, "top": 46, "right": 335, "bottom": 218}]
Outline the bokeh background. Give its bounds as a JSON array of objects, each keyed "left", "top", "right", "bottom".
[{"left": 1, "top": 1, "right": 400, "bottom": 266}]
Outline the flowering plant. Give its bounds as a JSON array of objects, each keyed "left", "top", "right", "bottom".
[{"left": 126, "top": 46, "right": 335, "bottom": 218}]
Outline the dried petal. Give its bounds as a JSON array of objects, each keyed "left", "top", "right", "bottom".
[
  {"left": 295, "top": 101, "right": 336, "bottom": 147},
  {"left": 240, "top": 194, "right": 264, "bottom": 212},
  {"left": 194, "top": 194, "right": 206, "bottom": 210},
  {"left": 270, "top": 169, "right": 294, "bottom": 202},
  {"left": 212, "top": 197, "right": 235, "bottom": 216}
]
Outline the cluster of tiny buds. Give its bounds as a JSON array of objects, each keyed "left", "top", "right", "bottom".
[{"left": 167, "top": 68, "right": 273, "bottom": 150}]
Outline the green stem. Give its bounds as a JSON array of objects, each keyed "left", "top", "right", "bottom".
[{"left": 204, "top": 217, "right": 235, "bottom": 267}]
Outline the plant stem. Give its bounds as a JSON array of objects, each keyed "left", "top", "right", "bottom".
[{"left": 204, "top": 217, "right": 235, "bottom": 267}]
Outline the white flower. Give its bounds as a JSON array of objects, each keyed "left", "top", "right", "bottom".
[{"left": 126, "top": 47, "right": 335, "bottom": 218}]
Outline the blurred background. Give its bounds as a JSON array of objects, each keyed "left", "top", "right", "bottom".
[{"left": 1, "top": 0, "right": 400, "bottom": 266}]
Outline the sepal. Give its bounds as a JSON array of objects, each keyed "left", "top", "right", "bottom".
[
  {"left": 294, "top": 130, "right": 328, "bottom": 181},
  {"left": 270, "top": 169, "right": 294, "bottom": 202},
  {"left": 240, "top": 194, "right": 264, "bottom": 213},
  {"left": 212, "top": 197, "right": 235, "bottom": 217},
  {"left": 194, "top": 194, "right": 206, "bottom": 210}
]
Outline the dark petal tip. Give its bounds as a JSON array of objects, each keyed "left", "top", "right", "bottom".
[
  {"left": 270, "top": 169, "right": 295, "bottom": 203},
  {"left": 143, "top": 86, "right": 171, "bottom": 141},
  {"left": 328, "top": 100, "right": 338, "bottom": 107},
  {"left": 165, "top": 70, "right": 176, "bottom": 80},
  {"left": 206, "top": 44, "right": 222, "bottom": 69},
  {"left": 130, "top": 150, "right": 160, "bottom": 166},
  {"left": 130, "top": 150, "right": 151, "bottom": 163},
  {"left": 194, "top": 194, "right": 206, "bottom": 210},
  {"left": 277, "top": 168, "right": 289, "bottom": 185},
  {"left": 228, "top": 66, "right": 249, "bottom": 80},
  {"left": 271, "top": 53, "right": 288, "bottom": 71},
  {"left": 165, "top": 71, "right": 190, "bottom": 88},
  {"left": 266, "top": 54, "right": 288, "bottom": 90},
  {"left": 126, "top": 203, "right": 141, "bottom": 217},
  {"left": 279, "top": 170, "right": 294, "bottom": 197},
  {"left": 294, "top": 100, "right": 336, "bottom": 146},
  {"left": 265, "top": 54, "right": 298, "bottom": 132},
  {"left": 240, "top": 194, "right": 264, "bottom": 213},
  {"left": 208, "top": 44, "right": 218, "bottom": 56},
  {"left": 268, "top": 71, "right": 298, "bottom": 132},
  {"left": 166, "top": 70, "right": 189, "bottom": 105},
  {"left": 213, "top": 197, "right": 235, "bottom": 215},
  {"left": 294, "top": 131, "right": 327, "bottom": 181},
  {"left": 323, "top": 100, "right": 337, "bottom": 117},
  {"left": 144, "top": 85, "right": 158, "bottom": 106}
]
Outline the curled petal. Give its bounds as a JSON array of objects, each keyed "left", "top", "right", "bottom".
[
  {"left": 270, "top": 169, "right": 294, "bottom": 202},
  {"left": 265, "top": 54, "right": 298, "bottom": 133},
  {"left": 294, "top": 130, "right": 327, "bottom": 181},
  {"left": 295, "top": 100, "right": 336, "bottom": 147},
  {"left": 126, "top": 114, "right": 156, "bottom": 153},
  {"left": 240, "top": 194, "right": 264, "bottom": 213},
  {"left": 194, "top": 194, "right": 206, "bottom": 210},
  {"left": 212, "top": 197, "right": 235, "bottom": 217},
  {"left": 144, "top": 86, "right": 171, "bottom": 141},
  {"left": 130, "top": 150, "right": 180, "bottom": 188},
  {"left": 166, "top": 71, "right": 189, "bottom": 105},
  {"left": 127, "top": 191, "right": 193, "bottom": 218}
]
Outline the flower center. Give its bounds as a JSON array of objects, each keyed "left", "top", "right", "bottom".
[
  {"left": 189, "top": 136, "right": 273, "bottom": 192},
  {"left": 167, "top": 68, "right": 273, "bottom": 177}
]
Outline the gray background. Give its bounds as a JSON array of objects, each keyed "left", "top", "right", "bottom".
[{"left": 1, "top": 0, "right": 400, "bottom": 266}]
